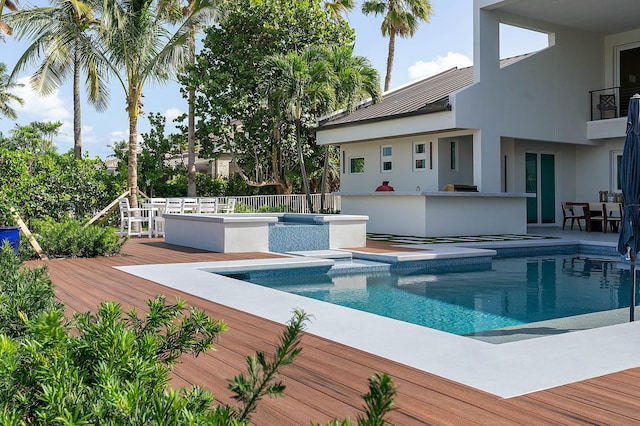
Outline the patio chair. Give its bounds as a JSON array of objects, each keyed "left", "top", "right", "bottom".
[
  {"left": 598, "top": 94, "right": 617, "bottom": 119},
  {"left": 197, "top": 197, "right": 218, "bottom": 214},
  {"left": 218, "top": 198, "right": 236, "bottom": 213},
  {"left": 561, "top": 202, "right": 585, "bottom": 231},
  {"left": 603, "top": 202, "right": 622, "bottom": 233},
  {"left": 152, "top": 198, "right": 182, "bottom": 237},
  {"left": 118, "top": 198, "right": 150, "bottom": 237},
  {"left": 181, "top": 198, "right": 198, "bottom": 213}
]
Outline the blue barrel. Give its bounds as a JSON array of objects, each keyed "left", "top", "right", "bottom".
[{"left": 0, "top": 226, "right": 20, "bottom": 255}]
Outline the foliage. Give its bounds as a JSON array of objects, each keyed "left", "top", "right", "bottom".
[
  {"left": 31, "top": 217, "right": 124, "bottom": 258},
  {"left": 184, "top": 0, "right": 355, "bottom": 195},
  {"left": 0, "top": 244, "right": 63, "bottom": 339},
  {"left": 361, "top": 0, "right": 434, "bottom": 91},
  {"left": 314, "top": 372, "right": 397, "bottom": 426},
  {"left": 6, "top": 0, "right": 110, "bottom": 158},
  {"left": 98, "top": 0, "right": 218, "bottom": 210},
  {"left": 0, "top": 195, "right": 15, "bottom": 227},
  {"left": 0, "top": 62, "right": 23, "bottom": 120},
  {"left": 0, "top": 248, "right": 397, "bottom": 424},
  {"left": 0, "top": 140, "right": 118, "bottom": 227}
]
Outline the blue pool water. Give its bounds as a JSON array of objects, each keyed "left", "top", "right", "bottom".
[{"left": 235, "top": 254, "right": 635, "bottom": 336}]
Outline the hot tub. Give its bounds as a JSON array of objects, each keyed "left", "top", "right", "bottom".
[{"left": 164, "top": 213, "right": 368, "bottom": 253}]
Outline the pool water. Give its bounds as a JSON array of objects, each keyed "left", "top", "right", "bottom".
[{"left": 241, "top": 254, "right": 635, "bottom": 336}]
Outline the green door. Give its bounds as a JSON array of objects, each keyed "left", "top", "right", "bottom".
[{"left": 526, "top": 153, "right": 556, "bottom": 224}]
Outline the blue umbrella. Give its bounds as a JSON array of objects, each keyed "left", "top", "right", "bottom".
[{"left": 618, "top": 94, "right": 640, "bottom": 321}]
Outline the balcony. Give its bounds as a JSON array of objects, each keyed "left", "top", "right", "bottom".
[
  {"left": 589, "top": 85, "right": 640, "bottom": 121},
  {"left": 587, "top": 86, "right": 640, "bottom": 140}
]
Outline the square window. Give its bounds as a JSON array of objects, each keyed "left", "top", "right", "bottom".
[
  {"left": 350, "top": 157, "right": 365, "bottom": 173},
  {"left": 413, "top": 141, "right": 427, "bottom": 171},
  {"left": 382, "top": 146, "right": 392, "bottom": 156},
  {"left": 383, "top": 161, "right": 392, "bottom": 171}
]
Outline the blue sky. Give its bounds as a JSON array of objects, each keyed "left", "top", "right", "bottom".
[{"left": 1, "top": 0, "right": 547, "bottom": 159}]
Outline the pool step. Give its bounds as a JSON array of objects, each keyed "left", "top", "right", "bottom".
[{"left": 286, "top": 249, "right": 353, "bottom": 260}]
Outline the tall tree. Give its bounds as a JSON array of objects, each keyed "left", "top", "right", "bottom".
[
  {"left": 180, "top": 0, "right": 219, "bottom": 197},
  {"left": 319, "top": 45, "right": 381, "bottom": 210},
  {"left": 362, "top": 0, "right": 433, "bottom": 91},
  {"left": 99, "top": 0, "right": 216, "bottom": 209},
  {"left": 323, "top": 0, "right": 354, "bottom": 21},
  {"left": 7, "top": 0, "right": 110, "bottom": 159},
  {"left": 0, "top": 0, "right": 18, "bottom": 39},
  {"left": 261, "top": 47, "right": 336, "bottom": 212},
  {"left": 186, "top": 0, "right": 355, "bottom": 195},
  {"left": 0, "top": 63, "right": 23, "bottom": 120}
]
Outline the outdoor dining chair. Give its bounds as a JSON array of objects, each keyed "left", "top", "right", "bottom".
[
  {"left": 118, "top": 198, "right": 150, "bottom": 237},
  {"left": 197, "top": 198, "right": 218, "bottom": 214}
]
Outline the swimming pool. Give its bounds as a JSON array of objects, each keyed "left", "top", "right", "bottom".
[{"left": 233, "top": 253, "right": 634, "bottom": 336}]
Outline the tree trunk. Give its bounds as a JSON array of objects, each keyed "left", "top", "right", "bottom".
[
  {"left": 296, "top": 119, "right": 314, "bottom": 213},
  {"left": 127, "top": 88, "right": 139, "bottom": 212},
  {"left": 187, "top": 34, "right": 197, "bottom": 197},
  {"left": 73, "top": 43, "right": 82, "bottom": 159},
  {"left": 384, "top": 31, "right": 396, "bottom": 92},
  {"left": 187, "top": 87, "right": 197, "bottom": 196}
]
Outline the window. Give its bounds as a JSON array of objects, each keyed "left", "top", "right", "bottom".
[
  {"left": 413, "top": 142, "right": 426, "bottom": 171},
  {"left": 350, "top": 157, "right": 365, "bottom": 174},
  {"left": 381, "top": 145, "right": 392, "bottom": 172},
  {"left": 450, "top": 141, "right": 458, "bottom": 171},
  {"left": 612, "top": 150, "right": 623, "bottom": 192},
  {"left": 381, "top": 145, "right": 393, "bottom": 171}
]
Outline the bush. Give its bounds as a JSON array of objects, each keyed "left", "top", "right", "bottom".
[
  {"left": 0, "top": 248, "right": 397, "bottom": 425},
  {"left": 31, "top": 217, "right": 124, "bottom": 258},
  {"left": 0, "top": 244, "right": 63, "bottom": 338}
]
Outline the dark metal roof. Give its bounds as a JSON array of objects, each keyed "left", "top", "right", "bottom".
[{"left": 318, "top": 55, "right": 528, "bottom": 129}]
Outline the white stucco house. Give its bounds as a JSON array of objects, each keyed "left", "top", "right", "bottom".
[{"left": 315, "top": 0, "right": 640, "bottom": 237}]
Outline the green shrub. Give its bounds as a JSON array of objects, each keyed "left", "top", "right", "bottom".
[
  {"left": 0, "top": 244, "right": 63, "bottom": 338},
  {"left": 0, "top": 248, "right": 396, "bottom": 425},
  {"left": 32, "top": 217, "right": 124, "bottom": 258}
]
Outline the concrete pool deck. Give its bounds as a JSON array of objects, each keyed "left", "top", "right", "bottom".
[{"left": 116, "top": 227, "right": 640, "bottom": 399}]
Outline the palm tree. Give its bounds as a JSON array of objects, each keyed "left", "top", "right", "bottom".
[
  {"left": 323, "top": 0, "right": 355, "bottom": 21},
  {"left": 262, "top": 47, "right": 336, "bottom": 212},
  {"left": 362, "top": 0, "right": 433, "bottom": 91},
  {"left": 319, "top": 45, "right": 381, "bottom": 210},
  {"left": 0, "top": 0, "right": 18, "bottom": 39},
  {"left": 180, "top": 0, "right": 219, "bottom": 197},
  {"left": 99, "top": 0, "right": 216, "bottom": 209},
  {"left": 7, "top": 0, "right": 109, "bottom": 159},
  {"left": 0, "top": 62, "right": 23, "bottom": 120}
]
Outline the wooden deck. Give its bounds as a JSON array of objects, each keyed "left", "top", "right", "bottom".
[{"left": 28, "top": 238, "right": 640, "bottom": 425}]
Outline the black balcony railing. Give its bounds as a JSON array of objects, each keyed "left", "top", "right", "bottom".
[{"left": 589, "top": 85, "right": 640, "bottom": 121}]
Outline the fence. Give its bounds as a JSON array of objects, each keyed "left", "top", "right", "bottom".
[{"left": 232, "top": 194, "right": 340, "bottom": 213}]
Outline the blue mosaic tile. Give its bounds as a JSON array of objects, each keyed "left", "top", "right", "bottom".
[{"left": 268, "top": 223, "right": 329, "bottom": 253}]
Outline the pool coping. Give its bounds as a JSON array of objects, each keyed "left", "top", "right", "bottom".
[{"left": 115, "top": 240, "right": 640, "bottom": 399}]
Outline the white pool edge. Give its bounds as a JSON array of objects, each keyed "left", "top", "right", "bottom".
[{"left": 116, "top": 255, "right": 640, "bottom": 399}]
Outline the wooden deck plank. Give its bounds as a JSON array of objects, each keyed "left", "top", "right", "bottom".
[{"left": 25, "top": 238, "right": 640, "bottom": 425}]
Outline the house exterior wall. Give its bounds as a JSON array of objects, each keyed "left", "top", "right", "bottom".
[
  {"left": 338, "top": 130, "right": 474, "bottom": 193},
  {"left": 316, "top": 0, "right": 640, "bottom": 234}
]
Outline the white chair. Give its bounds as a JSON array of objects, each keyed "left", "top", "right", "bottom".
[
  {"left": 153, "top": 198, "right": 183, "bottom": 237},
  {"left": 147, "top": 198, "right": 167, "bottom": 237},
  {"left": 118, "top": 198, "right": 150, "bottom": 237},
  {"left": 218, "top": 198, "right": 236, "bottom": 213},
  {"left": 181, "top": 198, "right": 198, "bottom": 213},
  {"left": 197, "top": 197, "right": 218, "bottom": 214}
]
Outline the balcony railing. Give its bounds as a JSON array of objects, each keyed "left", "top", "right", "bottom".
[{"left": 589, "top": 85, "right": 640, "bottom": 121}]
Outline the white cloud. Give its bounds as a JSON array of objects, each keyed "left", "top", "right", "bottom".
[
  {"left": 165, "top": 108, "right": 184, "bottom": 124},
  {"left": 408, "top": 52, "right": 473, "bottom": 81},
  {"left": 11, "top": 77, "right": 72, "bottom": 122}
]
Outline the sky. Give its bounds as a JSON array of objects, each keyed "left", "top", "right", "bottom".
[{"left": 0, "top": 0, "right": 548, "bottom": 159}]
